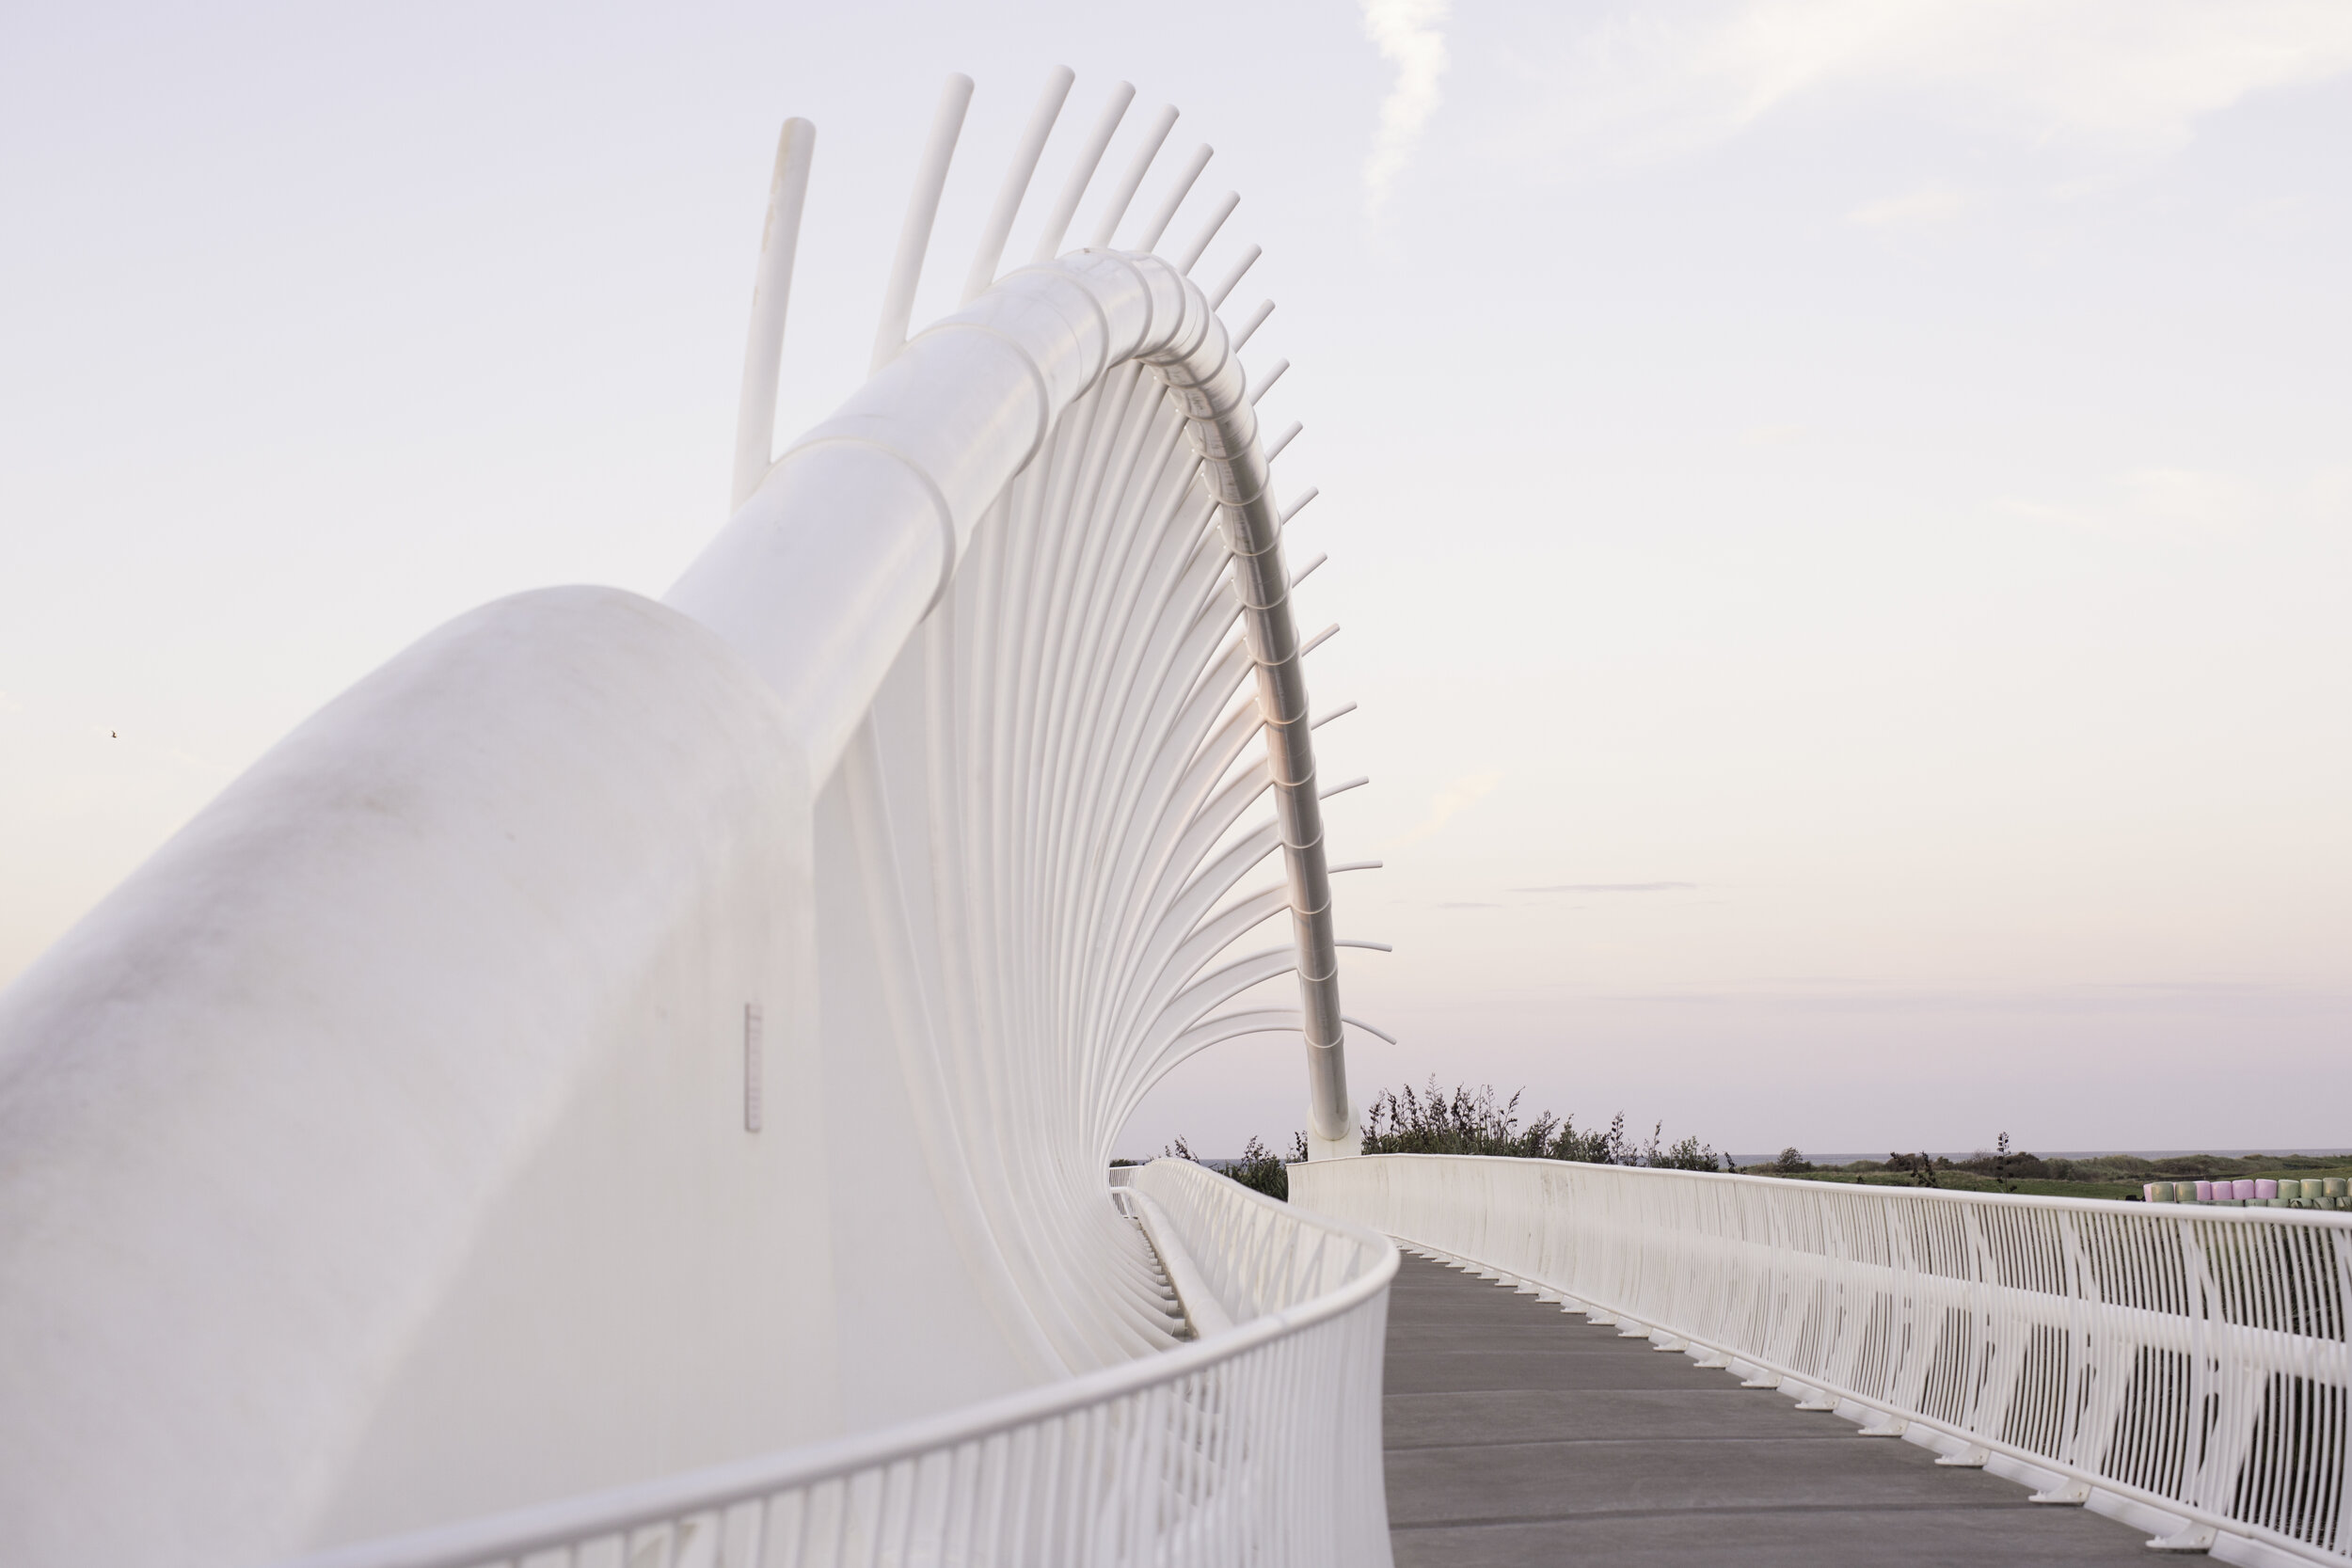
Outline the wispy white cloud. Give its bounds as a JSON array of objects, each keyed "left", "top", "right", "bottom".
[
  {"left": 1382, "top": 770, "right": 1500, "bottom": 851},
  {"left": 1850, "top": 182, "right": 1968, "bottom": 230},
  {"left": 2120, "top": 467, "right": 2262, "bottom": 537},
  {"left": 1534, "top": 0, "right": 2352, "bottom": 161},
  {"left": 2004, "top": 467, "right": 2262, "bottom": 543},
  {"left": 1361, "top": 0, "right": 1451, "bottom": 212}
]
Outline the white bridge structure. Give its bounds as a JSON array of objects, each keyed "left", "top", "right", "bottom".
[
  {"left": 1297, "top": 1159, "right": 2352, "bottom": 1568},
  {"left": 0, "top": 70, "right": 1395, "bottom": 1568},
  {"left": 2, "top": 69, "right": 2348, "bottom": 1568}
]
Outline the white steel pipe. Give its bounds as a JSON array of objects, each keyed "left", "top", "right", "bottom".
[
  {"left": 729, "top": 118, "right": 815, "bottom": 511},
  {"left": 1131, "top": 142, "right": 1211, "bottom": 252},
  {"left": 960, "top": 66, "right": 1073, "bottom": 304},
  {"left": 1205, "top": 243, "right": 1260, "bottom": 309},
  {"left": 280, "top": 1161, "right": 1397, "bottom": 1568},
  {"left": 869, "top": 74, "right": 974, "bottom": 373},
  {"left": 1086, "top": 103, "right": 1177, "bottom": 249},
  {"left": 668, "top": 248, "right": 1359, "bottom": 1143},
  {"left": 1174, "top": 191, "right": 1240, "bottom": 276},
  {"left": 1028, "top": 81, "right": 1134, "bottom": 263},
  {"left": 0, "top": 75, "right": 1379, "bottom": 1566}
]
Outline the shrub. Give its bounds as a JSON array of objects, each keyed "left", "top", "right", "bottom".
[
  {"left": 1156, "top": 1133, "right": 1293, "bottom": 1202},
  {"left": 1360, "top": 1078, "right": 1721, "bottom": 1169},
  {"left": 1155, "top": 1079, "right": 1725, "bottom": 1195},
  {"left": 1888, "top": 1150, "right": 1939, "bottom": 1187},
  {"left": 1653, "top": 1133, "right": 1721, "bottom": 1171},
  {"left": 1228, "top": 1136, "right": 1289, "bottom": 1202}
]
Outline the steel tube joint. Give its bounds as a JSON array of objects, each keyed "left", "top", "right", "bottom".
[{"left": 667, "top": 245, "right": 1354, "bottom": 1148}]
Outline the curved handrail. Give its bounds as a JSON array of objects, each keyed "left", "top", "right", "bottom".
[
  {"left": 1296, "top": 1152, "right": 2352, "bottom": 1566},
  {"left": 667, "top": 244, "right": 1353, "bottom": 1142},
  {"left": 0, "top": 75, "right": 1382, "bottom": 1563},
  {"left": 283, "top": 1162, "right": 1398, "bottom": 1568}
]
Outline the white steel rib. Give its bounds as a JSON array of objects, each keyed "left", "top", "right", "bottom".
[
  {"left": 0, "top": 68, "right": 1391, "bottom": 1568},
  {"left": 670, "top": 163, "right": 1359, "bottom": 1151}
]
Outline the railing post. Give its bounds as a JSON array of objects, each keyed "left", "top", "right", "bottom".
[{"left": 1295, "top": 1154, "right": 2352, "bottom": 1567}]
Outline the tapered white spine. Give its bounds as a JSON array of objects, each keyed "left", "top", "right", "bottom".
[
  {"left": 0, "top": 73, "right": 1391, "bottom": 1568},
  {"left": 871, "top": 74, "right": 974, "bottom": 373},
  {"left": 961, "top": 67, "right": 1073, "bottom": 303},
  {"left": 1087, "top": 103, "right": 1178, "bottom": 249},
  {"left": 1030, "top": 82, "right": 1135, "bottom": 263},
  {"left": 1131, "top": 142, "right": 1211, "bottom": 251},
  {"left": 730, "top": 119, "right": 814, "bottom": 510}
]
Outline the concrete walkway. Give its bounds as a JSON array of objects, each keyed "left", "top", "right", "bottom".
[{"left": 1383, "top": 1254, "right": 2161, "bottom": 1568}]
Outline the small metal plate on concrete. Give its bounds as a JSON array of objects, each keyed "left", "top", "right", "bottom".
[{"left": 743, "top": 1002, "right": 764, "bottom": 1133}]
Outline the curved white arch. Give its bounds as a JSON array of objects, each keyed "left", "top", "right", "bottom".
[{"left": 0, "top": 71, "right": 1387, "bottom": 1566}]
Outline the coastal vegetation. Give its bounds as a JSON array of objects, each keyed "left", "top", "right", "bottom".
[
  {"left": 1358, "top": 1079, "right": 1722, "bottom": 1169},
  {"left": 1739, "top": 1136, "right": 2352, "bottom": 1200},
  {"left": 1148, "top": 1102, "right": 2346, "bottom": 1208},
  {"left": 1157, "top": 1079, "right": 1725, "bottom": 1201}
]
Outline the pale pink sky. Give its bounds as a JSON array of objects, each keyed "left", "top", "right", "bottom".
[{"left": 4, "top": 0, "right": 2347, "bottom": 1159}]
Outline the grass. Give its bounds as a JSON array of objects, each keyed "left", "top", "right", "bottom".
[
  {"left": 1358, "top": 1079, "right": 1722, "bottom": 1168},
  {"left": 1775, "top": 1169, "right": 2146, "bottom": 1200},
  {"left": 1157, "top": 1134, "right": 1297, "bottom": 1201},
  {"left": 1154, "top": 1081, "right": 1725, "bottom": 1203},
  {"left": 1755, "top": 1158, "right": 2352, "bottom": 1203},
  {"left": 1146, "top": 1101, "right": 2351, "bottom": 1210}
]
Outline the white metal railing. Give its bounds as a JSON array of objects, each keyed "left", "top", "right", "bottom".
[
  {"left": 1293, "top": 1153, "right": 2352, "bottom": 1566},
  {"left": 0, "top": 73, "right": 1397, "bottom": 1563},
  {"left": 285, "top": 1160, "right": 1396, "bottom": 1568}
]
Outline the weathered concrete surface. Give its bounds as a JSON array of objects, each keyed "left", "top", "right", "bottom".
[{"left": 1384, "top": 1255, "right": 2158, "bottom": 1568}]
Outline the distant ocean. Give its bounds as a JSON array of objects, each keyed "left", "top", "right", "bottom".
[
  {"left": 1732, "top": 1148, "right": 2352, "bottom": 1165},
  {"left": 1165, "top": 1148, "right": 2352, "bottom": 1168}
]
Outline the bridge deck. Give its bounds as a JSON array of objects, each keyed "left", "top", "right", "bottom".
[{"left": 1382, "top": 1255, "right": 2157, "bottom": 1567}]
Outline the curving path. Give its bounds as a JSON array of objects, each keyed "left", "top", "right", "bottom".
[{"left": 1382, "top": 1255, "right": 2161, "bottom": 1568}]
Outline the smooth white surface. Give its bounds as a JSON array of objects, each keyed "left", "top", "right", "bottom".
[
  {"left": 8, "top": 15, "right": 2351, "bottom": 1157},
  {"left": 278, "top": 1159, "right": 1397, "bottom": 1568},
  {"left": 0, "top": 77, "right": 1372, "bottom": 1561},
  {"left": 730, "top": 118, "right": 815, "bottom": 511},
  {"left": 1129, "top": 1186, "right": 1238, "bottom": 1338},
  {"left": 666, "top": 241, "right": 1360, "bottom": 1141},
  {"left": 1295, "top": 1153, "right": 2352, "bottom": 1567},
  {"left": 0, "top": 589, "right": 848, "bottom": 1562}
]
